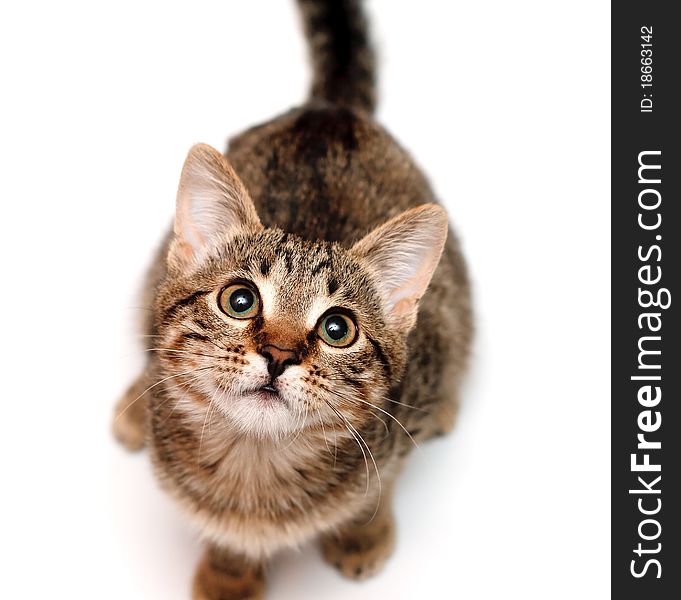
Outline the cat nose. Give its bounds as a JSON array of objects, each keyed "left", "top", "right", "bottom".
[{"left": 259, "top": 345, "right": 300, "bottom": 380}]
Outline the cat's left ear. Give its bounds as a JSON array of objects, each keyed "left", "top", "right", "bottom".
[
  {"left": 350, "top": 204, "right": 448, "bottom": 331},
  {"left": 168, "top": 143, "right": 262, "bottom": 269}
]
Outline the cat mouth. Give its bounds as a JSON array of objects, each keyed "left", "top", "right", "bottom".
[{"left": 251, "top": 384, "right": 288, "bottom": 407}]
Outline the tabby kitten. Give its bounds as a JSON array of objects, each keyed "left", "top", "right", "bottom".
[{"left": 113, "top": 1, "right": 472, "bottom": 598}]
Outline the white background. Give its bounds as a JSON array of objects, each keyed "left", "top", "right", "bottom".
[{"left": 0, "top": 1, "right": 610, "bottom": 598}]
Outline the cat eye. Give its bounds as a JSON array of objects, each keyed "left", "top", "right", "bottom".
[
  {"left": 218, "top": 283, "right": 260, "bottom": 319},
  {"left": 317, "top": 313, "right": 358, "bottom": 348}
]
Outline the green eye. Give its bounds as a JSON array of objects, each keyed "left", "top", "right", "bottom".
[
  {"left": 219, "top": 283, "right": 260, "bottom": 319},
  {"left": 317, "top": 313, "right": 358, "bottom": 348}
]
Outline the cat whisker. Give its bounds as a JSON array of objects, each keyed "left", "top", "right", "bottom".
[
  {"left": 332, "top": 423, "right": 338, "bottom": 467},
  {"left": 273, "top": 383, "right": 315, "bottom": 447},
  {"left": 324, "top": 400, "right": 382, "bottom": 523},
  {"left": 324, "top": 375, "right": 428, "bottom": 413},
  {"left": 326, "top": 387, "right": 422, "bottom": 454},
  {"left": 323, "top": 401, "right": 375, "bottom": 496},
  {"left": 368, "top": 409, "right": 390, "bottom": 440},
  {"left": 145, "top": 347, "right": 225, "bottom": 361},
  {"left": 382, "top": 397, "right": 429, "bottom": 413},
  {"left": 115, "top": 366, "right": 213, "bottom": 421},
  {"left": 208, "top": 386, "right": 227, "bottom": 439},
  {"left": 280, "top": 403, "right": 308, "bottom": 450},
  {"left": 316, "top": 395, "right": 339, "bottom": 467},
  {"left": 345, "top": 420, "right": 380, "bottom": 508},
  {"left": 329, "top": 409, "right": 369, "bottom": 493},
  {"left": 179, "top": 322, "right": 232, "bottom": 353},
  {"left": 198, "top": 386, "right": 222, "bottom": 467},
  {"left": 315, "top": 405, "right": 333, "bottom": 459},
  {"left": 160, "top": 379, "right": 194, "bottom": 426}
]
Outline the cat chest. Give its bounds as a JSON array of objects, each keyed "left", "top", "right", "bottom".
[
  {"left": 155, "top": 438, "right": 353, "bottom": 519},
  {"left": 159, "top": 448, "right": 366, "bottom": 558}
]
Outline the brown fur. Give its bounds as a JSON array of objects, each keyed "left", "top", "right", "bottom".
[{"left": 113, "top": 2, "right": 472, "bottom": 598}]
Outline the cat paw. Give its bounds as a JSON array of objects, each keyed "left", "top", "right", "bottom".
[
  {"left": 321, "top": 515, "right": 395, "bottom": 581},
  {"left": 192, "top": 547, "right": 266, "bottom": 600},
  {"left": 112, "top": 376, "right": 148, "bottom": 451},
  {"left": 112, "top": 409, "right": 145, "bottom": 451}
]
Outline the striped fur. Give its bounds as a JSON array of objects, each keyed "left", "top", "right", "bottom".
[
  {"left": 113, "top": 2, "right": 472, "bottom": 598},
  {"left": 297, "top": 0, "right": 376, "bottom": 113}
]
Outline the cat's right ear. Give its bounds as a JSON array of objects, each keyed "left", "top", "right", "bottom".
[{"left": 168, "top": 144, "right": 262, "bottom": 270}]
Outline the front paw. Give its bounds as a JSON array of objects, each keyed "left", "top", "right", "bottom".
[
  {"left": 112, "top": 376, "right": 148, "bottom": 451},
  {"left": 321, "top": 513, "right": 396, "bottom": 581},
  {"left": 112, "top": 408, "right": 145, "bottom": 451},
  {"left": 192, "top": 546, "right": 266, "bottom": 600}
]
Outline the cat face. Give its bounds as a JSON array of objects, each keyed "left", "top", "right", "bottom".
[{"left": 153, "top": 144, "right": 447, "bottom": 438}]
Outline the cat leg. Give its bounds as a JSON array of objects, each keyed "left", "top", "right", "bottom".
[
  {"left": 431, "top": 392, "right": 459, "bottom": 437},
  {"left": 321, "top": 490, "right": 396, "bottom": 581},
  {"left": 192, "top": 545, "right": 266, "bottom": 600},
  {"left": 112, "top": 372, "right": 149, "bottom": 451}
]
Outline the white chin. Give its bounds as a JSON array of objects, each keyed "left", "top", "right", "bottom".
[{"left": 221, "top": 392, "right": 299, "bottom": 438}]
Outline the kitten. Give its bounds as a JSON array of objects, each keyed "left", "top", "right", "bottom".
[{"left": 113, "top": 1, "right": 472, "bottom": 598}]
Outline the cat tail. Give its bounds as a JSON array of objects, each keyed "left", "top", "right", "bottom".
[{"left": 296, "top": 0, "right": 376, "bottom": 114}]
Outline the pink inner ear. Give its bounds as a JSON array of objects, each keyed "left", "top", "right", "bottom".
[
  {"left": 175, "top": 193, "right": 207, "bottom": 257},
  {"left": 388, "top": 271, "right": 432, "bottom": 310},
  {"left": 349, "top": 204, "right": 448, "bottom": 329},
  {"left": 391, "top": 297, "right": 418, "bottom": 319},
  {"left": 171, "top": 144, "right": 263, "bottom": 265},
  {"left": 174, "top": 239, "right": 197, "bottom": 264}
]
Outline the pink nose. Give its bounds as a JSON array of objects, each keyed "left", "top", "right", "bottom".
[{"left": 259, "top": 345, "right": 300, "bottom": 380}]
